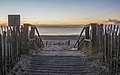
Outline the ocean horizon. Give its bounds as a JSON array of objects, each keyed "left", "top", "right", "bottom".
[{"left": 36, "top": 25, "right": 84, "bottom": 36}]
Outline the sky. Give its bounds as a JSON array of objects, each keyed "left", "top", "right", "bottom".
[{"left": 0, "top": 0, "right": 120, "bottom": 25}]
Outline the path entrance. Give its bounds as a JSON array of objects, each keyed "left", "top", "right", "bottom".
[{"left": 24, "top": 46, "right": 96, "bottom": 75}]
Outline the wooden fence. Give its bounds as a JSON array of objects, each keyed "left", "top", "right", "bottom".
[
  {"left": 0, "top": 24, "right": 44, "bottom": 75},
  {"left": 74, "top": 23, "right": 120, "bottom": 75}
]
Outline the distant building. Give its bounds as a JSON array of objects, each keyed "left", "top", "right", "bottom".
[{"left": 8, "top": 15, "right": 20, "bottom": 26}]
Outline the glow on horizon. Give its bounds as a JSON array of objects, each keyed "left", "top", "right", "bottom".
[
  {"left": 0, "top": 17, "right": 112, "bottom": 25},
  {"left": 0, "top": 0, "right": 120, "bottom": 25}
]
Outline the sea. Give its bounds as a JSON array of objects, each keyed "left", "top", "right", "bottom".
[{"left": 36, "top": 25, "right": 84, "bottom": 35}]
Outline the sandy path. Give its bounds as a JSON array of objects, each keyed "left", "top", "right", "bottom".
[{"left": 33, "top": 45, "right": 85, "bottom": 57}]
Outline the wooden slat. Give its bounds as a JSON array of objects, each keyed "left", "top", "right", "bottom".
[
  {"left": 35, "top": 26, "right": 44, "bottom": 47},
  {"left": 74, "top": 26, "right": 85, "bottom": 48},
  {"left": 85, "top": 26, "right": 89, "bottom": 46},
  {"left": 0, "top": 33, "right": 2, "bottom": 74}
]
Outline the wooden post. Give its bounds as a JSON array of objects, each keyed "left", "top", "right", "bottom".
[
  {"left": 118, "top": 26, "right": 120, "bottom": 74},
  {"left": 91, "top": 23, "right": 97, "bottom": 54},
  {"left": 100, "top": 24, "right": 104, "bottom": 48},
  {"left": 8, "top": 26, "right": 12, "bottom": 71},
  {"left": 118, "top": 27, "right": 120, "bottom": 74},
  {"left": 95, "top": 25, "right": 100, "bottom": 52},
  {"left": 96, "top": 25, "right": 99, "bottom": 48},
  {"left": 110, "top": 30, "right": 114, "bottom": 75},
  {"left": 103, "top": 25, "right": 106, "bottom": 65},
  {"left": 68, "top": 40, "right": 70, "bottom": 45},
  {"left": 16, "top": 26, "right": 20, "bottom": 60},
  {"left": 30, "top": 26, "right": 35, "bottom": 49},
  {"left": 115, "top": 25, "right": 120, "bottom": 74},
  {"left": 30, "top": 26, "right": 35, "bottom": 39},
  {"left": 9, "top": 26, "right": 13, "bottom": 69},
  {"left": 108, "top": 24, "right": 112, "bottom": 66},
  {"left": 1, "top": 26, "right": 4, "bottom": 75},
  {"left": 105, "top": 25, "right": 109, "bottom": 67},
  {"left": 106, "top": 25, "right": 109, "bottom": 67},
  {"left": 98, "top": 25, "right": 101, "bottom": 49},
  {"left": 114, "top": 26, "right": 117, "bottom": 75},
  {"left": 20, "top": 26, "right": 24, "bottom": 54},
  {"left": 85, "top": 26, "right": 89, "bottom": 46},
  {"left": 46, "top": 41, "right": 48, "bottom": 46},
  {"left": 6, "top": 27, "right": 10, "bottom": 72},
  {"left": 3, "top": 30, "right": 6, "bottom": 75},
  {"left": 99, "top": 24, "right": 104, "bottom": 64},
  {"left": 23, "top": 24, "right": 29, "bottom": 54},
  {"left": 11, "top": 26, "right": 17, "bottom": 67},
  {"left": 0, "top": 34, "right": 3, "bottom": 74}
]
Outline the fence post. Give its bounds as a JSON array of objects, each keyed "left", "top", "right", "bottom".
[
  {"left": 118, "top": 26, "right": 120, "bottom": 74},
  {"left": 3, "top": 30, "right": 6, "bottom": 75},
  {"left": 23, "top": 24, "right": 29, "bottom": 54},
  {"left": 85, "top": 26, "right": 89, "bottom": 46},
  {"left": 104, "top": 25, "right": 107, "bottom": 66},
  {"left": 110, "top": 29, "right": 114, "bottom": 75},
  {"left": 99, "top": 24, "right": 104, "bottom": 64},
  {"left": 6, "top": 27, "right": 10, "bottom": 72},
  {"left": 20, "top": 26, "right": 24, "bottom": 54},
  {"left": 114, "top": 25, "right": 119, "bottom": 74},
  {"left": 16, "top": 26, "right": 20, "bottom": 60},
  {"left": 30, "top": 26, "right": 35, "bottom": 39},
  {"left": 9, "top": 26, "right": 13, "bottom": 70},
  {"left": 10, "top": 26, "right": 17, "bottom": 68},
  {"left": 91, "top": 23, "right": 97, "bottom": 54},
  {"left": 96, "top": 25, "right": 99, "bottom": 48},
  {"left": 107, "top": 25, "right": 113, "bottom": 75},
  {"left": 29, "top": 26, "right": 35, "bottom": 49},
  {"left": 0, "top": 34, "right": 2, "bottom": 75}
]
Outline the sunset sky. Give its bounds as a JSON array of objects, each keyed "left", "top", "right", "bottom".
[{"left": 0, "top": 0, "right": 120, "bottom": 25}]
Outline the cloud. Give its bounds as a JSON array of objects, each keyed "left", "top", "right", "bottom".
[{"left": 106, "top": 19, "right": 120, "bottom": 24}]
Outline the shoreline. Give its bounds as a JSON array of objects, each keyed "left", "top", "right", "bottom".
[{"left": 41, "top": 35, "right": 80, "bottom": 40}]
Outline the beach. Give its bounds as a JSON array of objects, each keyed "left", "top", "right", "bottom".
[{"left": 41, "top": 35, "right": 79, "bottom": 50}]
